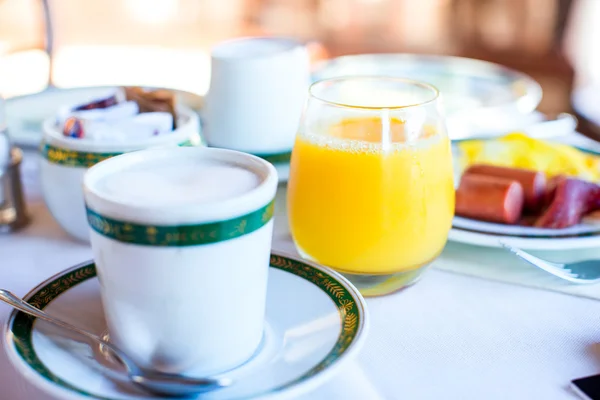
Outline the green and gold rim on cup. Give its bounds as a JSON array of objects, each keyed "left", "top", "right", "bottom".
[
  {"left": 40, "top": 138, "right": 200, "bottom": 168},
  {"left": 252, "top": 150, "right": 292, "bottom": 164},
  {"left": 86, "top": 199, "right": 275, "bottom": 246},
  {"left": 204, "top": 145, "right": 292, "bottom": 165},
  {"left": 5, "top": 252, "right": 367, "bottom": 400},
  {"left": 41, "top": 141, "right": 290, "bottom": 168}
]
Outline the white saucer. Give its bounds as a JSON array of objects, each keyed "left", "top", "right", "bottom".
[{"left": 4, "top": 252, "right": 368, "bottom": 400}]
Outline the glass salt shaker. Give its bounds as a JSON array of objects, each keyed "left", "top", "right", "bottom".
[{"left": 0, "top": 96, "right": 29, "bottom": 232}]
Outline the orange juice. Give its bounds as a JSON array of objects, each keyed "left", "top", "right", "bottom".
[{"left": 288, "top": 117, "right": 455, "bottom": 274}]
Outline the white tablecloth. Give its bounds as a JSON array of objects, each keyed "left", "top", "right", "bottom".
[{"left": 2, "top": 153, "right": 600, "bottom": 400}]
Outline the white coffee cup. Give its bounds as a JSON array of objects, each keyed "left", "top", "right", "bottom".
[
  {"left": 203, "top": 37, "right": 310, "bottom": 156},
  {"left": 83, "top": 147, "right": 278, "bottom": 375}
]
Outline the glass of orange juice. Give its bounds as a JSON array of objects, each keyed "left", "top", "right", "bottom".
[{"left": 287, "top": 77, "right": 455, "bottom": 296}]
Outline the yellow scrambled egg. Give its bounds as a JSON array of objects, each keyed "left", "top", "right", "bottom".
[{"left": 457, "top": 133, "right": 600, "bottom": 181}]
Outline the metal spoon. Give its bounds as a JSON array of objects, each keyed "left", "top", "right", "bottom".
[
  {"left": 500, "top": 242, "right": 600, "bottom": 284},
  {"left": 0, "top": 289, "right": 232, "bottom": 397}
]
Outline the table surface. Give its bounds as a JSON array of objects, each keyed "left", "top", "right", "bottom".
[{"left": 2, "top": 152, "right": 600, "bottom": 400}]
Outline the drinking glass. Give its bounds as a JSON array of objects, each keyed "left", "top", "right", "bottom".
[{"left": 287, "top": 77, "right": 455, "bottom": 296}]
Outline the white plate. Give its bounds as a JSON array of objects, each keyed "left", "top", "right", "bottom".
[
  {"left": 313, "top": 53, "right": 543, "bottom": 140},
  {"left": 449, "top": 136, "right": 600, "bottom": 250},
  {"left": 453, "top": 215, "right": 600, "bottom": 238},
  {"left": 448, "top": 228, "right": 600, "bottom": 250},
  {"left": 4, "top": 252, "right": 368, "bottom": 400}
]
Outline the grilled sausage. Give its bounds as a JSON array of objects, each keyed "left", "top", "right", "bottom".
[
  {"left": 456, "top": 174, "right": 525, "bottom": 224},
  {"left": 463, "top": 165, "right": 546, "bottom": 212},
  {"left": 535, "top": 177, "right": 600, "bottom": 228}
]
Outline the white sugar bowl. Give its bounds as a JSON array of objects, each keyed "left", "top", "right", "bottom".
[{"left": 40, "top": 106, "right": 202, "bottom": 242}]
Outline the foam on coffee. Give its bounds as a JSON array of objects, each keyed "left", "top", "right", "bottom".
[{"left": 94, "top": 157, "right": 261, "bottom": 208}]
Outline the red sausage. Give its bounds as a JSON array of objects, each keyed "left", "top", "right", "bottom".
[
  {"left": 463, "top": 165, "right": 546, "bottom": 212},
  {"left": 535, "top": 177, "right": 600, "bottom": 228},
  {"left": 456, "top": 174, "right": 525, "bottom": 224}
]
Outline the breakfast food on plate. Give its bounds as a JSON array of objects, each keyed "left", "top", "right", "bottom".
[
  {"left": 455, "top": 133, "right": 600, "bottom": 229},
  {"left": 462, "top": 164, "right": 546, "bottom": 211},
  {"left": 458, "top": 132, "right": 600, "bottom": 181},
  {"left": 457, "top": 165, "right": 600, "bottom": 228},
  {"left": 55, "top": 87, "right": 178, "bottom": 142},
  {"left": 455, "top": 174, "right": 524, "bottom": 224},
  {"left": 535, "top": 177, "right": 600, "bottom": 228}
]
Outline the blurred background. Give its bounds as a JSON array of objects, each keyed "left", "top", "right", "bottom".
[{"left": 0, "top": 0, "right": 599, "bottom": 132}]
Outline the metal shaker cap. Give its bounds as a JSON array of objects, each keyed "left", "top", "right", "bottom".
[{"left": 0, "top": 95, "right": 30, "bottom": 233}]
